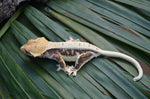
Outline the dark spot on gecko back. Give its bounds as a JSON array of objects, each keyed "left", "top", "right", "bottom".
[
  {"left": 75, "top": 52, "right": 93, "bottom": 69},
  {"left": 43, "top": 48, "right": 98, "bottom": 57},
  {"left": 59, "top": 49, "right": 97, "bottom": 56}
]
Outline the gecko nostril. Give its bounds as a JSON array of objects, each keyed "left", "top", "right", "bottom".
[{"left": 20, "top": 46, "right": 24, "bottom": 50}]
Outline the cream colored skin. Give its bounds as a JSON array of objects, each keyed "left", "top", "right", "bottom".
[{"left": 20, "top": 37, "right": 143, "bottom": 81}]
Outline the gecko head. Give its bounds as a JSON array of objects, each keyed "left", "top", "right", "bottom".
[{"left": 20, "top": 37, "right": 49, "bottom": 57}]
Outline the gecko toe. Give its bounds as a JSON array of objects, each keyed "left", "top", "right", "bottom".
[
  {"left": 56, "top": 67, "right": 61, "bottom": 71},
  {"left": 66, "top": 65, "right": 74, "bottom": 75},
  {"left": 67, "top": 71, "right": 72, "bottom": 75},
  {"left": 56, "top": 64, "right": 62, "bottom": 71},
  {"left": 65, "top": 66, "right": 78, "bottom": 76},
  {"left": 72, "top": 71, "right": 77, "bottom": 77}
]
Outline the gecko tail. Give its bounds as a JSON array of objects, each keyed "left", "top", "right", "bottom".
[{"left": 100, "top": 50, "right": 143, "bottom": 81}]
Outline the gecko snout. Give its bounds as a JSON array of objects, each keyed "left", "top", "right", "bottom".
[
  {"left": 20, "top": 45, "right": 25, "bottom": 52},
  {"left": 20, "top": 45, "right": 32, "bottom": 56}
]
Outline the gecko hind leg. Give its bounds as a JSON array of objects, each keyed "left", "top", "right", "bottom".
[{"left": 66, "top": 51, "right": 98, "bottom": 76}]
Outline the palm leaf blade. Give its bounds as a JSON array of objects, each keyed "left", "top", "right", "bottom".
[
  {"left": 0, "top": 0, "right": 150, "bottom": 98},
  {"left": 0, "top": 39, "right": 44, "bottom": 99},
  {"left": 48, "top": 0, "right": 150, "bottom": 54},
  {"left": 44, "top": 8, "right": 150, "bottom": 88}
]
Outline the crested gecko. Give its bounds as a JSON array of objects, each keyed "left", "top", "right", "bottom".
[{"left": 20, "top": 37, "right": 143, "bottom": 81}]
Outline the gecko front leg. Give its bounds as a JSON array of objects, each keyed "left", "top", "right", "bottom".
[
  {"left": 46, "top": 50, "right": 67, "bottom": 72},
  {"left": 66, "top": 51, "right": 98, "bottom": 76}
]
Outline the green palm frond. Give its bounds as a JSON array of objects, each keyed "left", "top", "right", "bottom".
[{"left": 0, "top": 0, "right": 150, "bottom": 98}]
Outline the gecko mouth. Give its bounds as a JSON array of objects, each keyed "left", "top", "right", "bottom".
[
  {"left": 24, "top": 50, "right": 32, "bottom": 56},
  {"left": 20, "top": 46, "right": 32, "bottom": 56}
]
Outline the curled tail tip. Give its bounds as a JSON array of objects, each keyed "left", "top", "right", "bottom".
[
  {"left": 133, "top": 76, "right": 142, "bottom": 82},
  {"left": 133, "top": 70, "right": 143, "bottom": 81},
  {"left": 133, "top": 78, "right": 138, "bottom": 82}
]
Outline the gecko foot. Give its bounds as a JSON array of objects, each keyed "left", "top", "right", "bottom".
[
  {"left": 56, "top": 64, "right": 63, "bottom": 71},
  {"left": 72, "top": 71, "right": 77, "bottom": 76},
  {"left": 56, "top": 67, "right": 62, "bottom": 72},
  {"left": 56, "top": 64, "right": 67, "bottom": 72},
  {"left": 66, "top": 66, "right": 77, "bottom": 76},
  {"left": 66, "top": 66, "right": 74, "bottom": 75}
]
